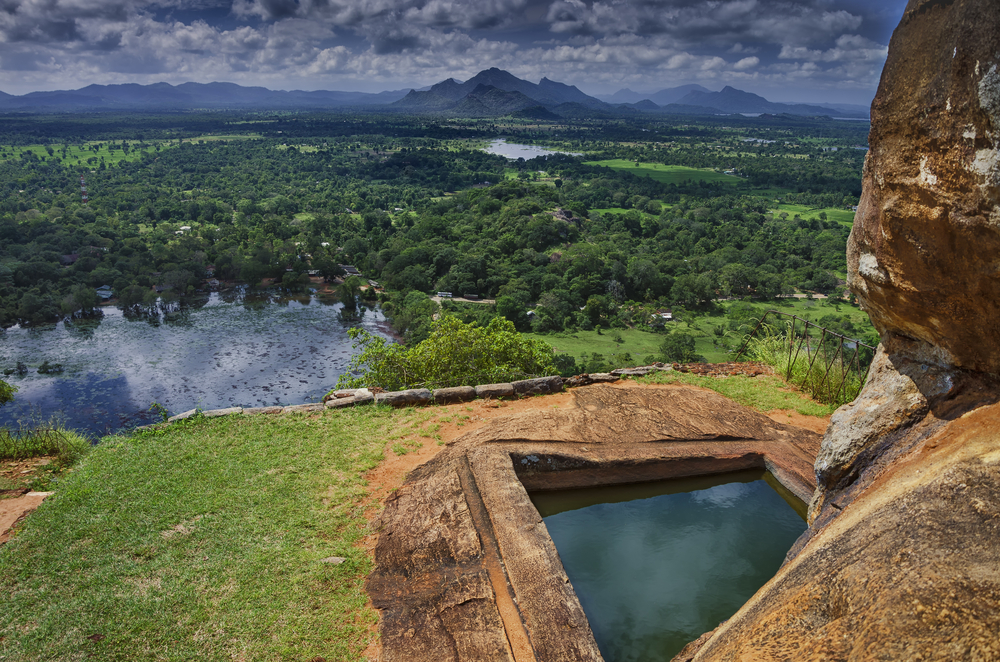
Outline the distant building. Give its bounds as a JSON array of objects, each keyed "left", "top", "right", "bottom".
[{"left": 95, "top": 286, "right": 113, "bottom": 301}]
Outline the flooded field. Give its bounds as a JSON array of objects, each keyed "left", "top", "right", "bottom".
[{"left": 0, "top": 290, "right": 392, "bottom": 436}]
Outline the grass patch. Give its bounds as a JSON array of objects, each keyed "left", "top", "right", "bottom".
[
  {"left": 525, "top": 327, "right": 667, "bottom": 365},
  {"left": 636, "top": 370, "right": 834, "bottom": 418},
  {"left": 583, "top": 160, "right": 741, "bottom": 185},
  {"left": 771, "top": 203, "right": 855, "bottom": 227},
  {"left": 0, "top": 428, "right": 90, "bottom": 464},
  {"left": 0, "top": 408, "right": 398, "bottom": 661}
]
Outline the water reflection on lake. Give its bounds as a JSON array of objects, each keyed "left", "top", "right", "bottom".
[
  {"left": 0, "top": 290, "right": 392, "bottom": 437},
  {"left": 483, "top": 139, "right": 582, "bottom": 160}
]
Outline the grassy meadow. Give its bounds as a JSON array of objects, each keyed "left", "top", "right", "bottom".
[
  {"left": 583, "top": 159, "right": 742, "bottom": 186},
  {"left": 0, "top": 408, "right": 396, "bottom": 662},
  {"left": 770, "top": 203, "right": 856, "bottom": 227}
]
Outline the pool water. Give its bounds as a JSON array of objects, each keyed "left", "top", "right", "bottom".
[{"left": 532, "top": 470, "right": 807, "bottom": 662}]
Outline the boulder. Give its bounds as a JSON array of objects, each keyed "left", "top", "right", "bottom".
[
  {"left": 433, "top": 386, "right": 477, "bottom": 404},
  {"left": 847, "top": 0, "right": 1000, "bottom": 373}
]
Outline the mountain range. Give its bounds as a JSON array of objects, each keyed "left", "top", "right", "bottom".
[{"left": 0, "top": 71, "right": 868, "bottom": 118}]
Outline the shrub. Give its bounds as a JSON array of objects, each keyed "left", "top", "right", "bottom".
[{"left": 337, "top": 316, "right": 556, "bottom": 390}]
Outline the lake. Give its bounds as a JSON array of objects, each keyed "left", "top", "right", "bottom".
[
  {"left": 0, "top": 290, "right": 393, "bottom": 437},
  {"left": 483, "top": 139, "right": 582, "bottom": 160}
]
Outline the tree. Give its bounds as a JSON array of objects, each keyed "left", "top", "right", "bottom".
[
  {"left": 0, "top": 378, "right": 15, "bottom": 407},
  {"left": 658, "top": 331, "right": 703, "bottom": 363},
  {"left": 338, "top": 316, "right": 556, "bottom": 390}
]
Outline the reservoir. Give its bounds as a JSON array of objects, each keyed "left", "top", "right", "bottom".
[
  {"left": 0, "top": 290, "right": 392, "bottom": 437},
  {"left": 532, "top": 470, "right": 807, "bottom": 662},
  {"left": 483, "top": 139, "right": 582, "bottom": 160}
]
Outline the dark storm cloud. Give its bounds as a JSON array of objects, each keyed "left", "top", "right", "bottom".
[{"left": 0, "top": 0, "right": 908, "bottom": 104}]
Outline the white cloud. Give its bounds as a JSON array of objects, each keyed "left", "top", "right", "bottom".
[{"left": 0, "top": 0, "right": 900, "bottom": 103}]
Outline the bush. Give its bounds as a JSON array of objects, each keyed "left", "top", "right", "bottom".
[
  {"left": 337, "top": 316, "right": 556, "bottom": 390},
  {"left": 0, "top": 378, "right": 15, "bottom": 406}
]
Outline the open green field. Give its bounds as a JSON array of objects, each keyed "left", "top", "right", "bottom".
[
  {"left": 0, "top": 409, "right": 396, "bottom": 662},
  {"left": 583, "top": 159, "right": 742, "bottom": 186},
  {"left": 771, "top": 203, "right": 856, "bottom": 227},
  {"left": 0, "top": 142, "right": 162, "bottom": 167},
  {"left": 527, "top": 297, "right": 874, "bottom": 371},
  {"left": 526, "top": 327, "right": 666, "bottom": 364},
  {"left": 0, "top": 135, "right": 260, "bottom": 168}
]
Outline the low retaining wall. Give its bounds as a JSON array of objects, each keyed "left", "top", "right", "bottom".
[{"left": 142, "top": 365, "right": 675, "bottom": 429}]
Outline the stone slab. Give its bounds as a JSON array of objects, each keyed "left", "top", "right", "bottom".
[
  {"left": 475, "top": 383, "right": 514, "bottom": 399},
  {"left": 166, "top": 408, "right": 197, "bottom": 423},
  {"left": 433, "top": 386, "right": 477, "bottom": 404},
  {"left": 243, "top": 406, "right": 285, "bottom": 415},
  {"left": 375, "top": 388, "right": 433, "bottom": 407},
  {"left": 202, "top": 407, "right": 243, "bottom": 418},
  {"left": 281, "top": 403, "right": 324, "bottom": 413},
  {"left": 510, "top": 376, "right": 563, "bottom": 396}
]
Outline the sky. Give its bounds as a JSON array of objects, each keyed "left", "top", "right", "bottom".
[{"left": 0, "top": 0, "right": 910, "bottom": 104}]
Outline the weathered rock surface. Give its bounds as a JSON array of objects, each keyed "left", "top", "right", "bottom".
[
  {"left": 368, "top": 384, "right": 823, "bottom": 662},
  {"left": 682, "top": 2, "right": 1000, "bottom": 659},
  {"left": 847, "top": 0, "right": 1000, "bottom": 373}
]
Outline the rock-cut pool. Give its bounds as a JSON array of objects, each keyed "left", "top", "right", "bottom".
[
  {"left": 531, "top": 470, "right": 807, "bottom": 662},
  {"left": 0, "top": 290, "right": 393, "bottom": 436}
]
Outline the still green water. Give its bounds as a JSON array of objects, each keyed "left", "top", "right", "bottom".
[{"left": 532, "top": 470, "right": 807, "bottom": 662}]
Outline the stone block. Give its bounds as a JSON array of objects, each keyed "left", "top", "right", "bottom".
[
  {"left": 375, "top": 388, "right": 433, "bottom": 407},
  {"left": 511, "top": 375, "right": 564, "bottom": 395},
  {"left": 325, "top": 396, "right": 358, "bottom": 409},
  {"left": 433, "top": 386, "right": 477, "bottom": 403},
  {"left": 282, "top": 403, "right": 324, "bottom": 413},
  {"left": 475, "top": 383, "right": 514, "bottom": 399},
  {"left": 166, "top": 408, "right": 197, "bottom": 423},
  {"left": 202, "top": 407, "right": 243, "bottom": 418},
  {"left": 243, "top": 406, "right": 285, "bottom": 415}
]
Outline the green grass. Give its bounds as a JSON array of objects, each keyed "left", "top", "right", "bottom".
[
  {"left": 0, "top": 408, "right": 397, "bottom": 661},
  {"left": 636, "top": 370, "right": 835, "bottom": 418},
  {"left": 0, "top": 428, "right": 90, "bottom": 463},
  {"left": 771, "top": 203, "right": 855, "bottom": 227},
  {"left": 583, "top": 160, "right": 742, "bottom": 185},
  {"left": 525, "top": 327, "right": 667, "bottom": 365},
  {"left": 0, "top": 142, "right": 164, "bottom": 167}
]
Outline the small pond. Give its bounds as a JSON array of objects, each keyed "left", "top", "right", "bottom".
[
  {"left": 0, "top": 290, "right": 392, "bottom": 437},
  {"left": 483, "top": 139, "right": 582, "bottom": 160},
  {"left": 531, "top": 470, "right": 807, "bottom": 662}
]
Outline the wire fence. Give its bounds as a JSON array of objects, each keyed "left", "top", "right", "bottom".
[{"left": 734, "top": 310, "right": 877, "bottom": 406}]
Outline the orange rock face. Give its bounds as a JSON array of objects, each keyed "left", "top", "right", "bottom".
[{"left": 847, "top": 0, "right": 1000, "bottom": 372}]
